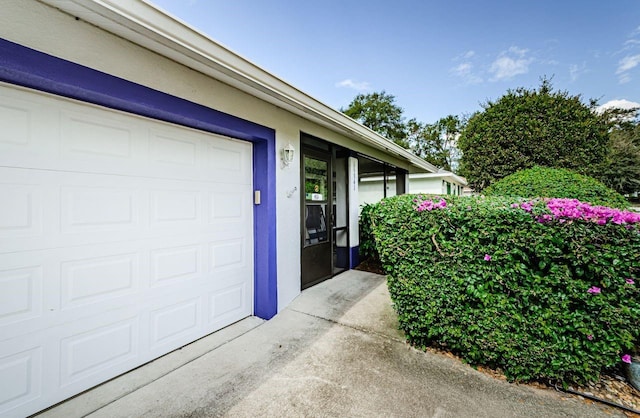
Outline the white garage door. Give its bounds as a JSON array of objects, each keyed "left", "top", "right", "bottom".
[{"left": 0, "top": 84, "right": 254, "bottom": 417}]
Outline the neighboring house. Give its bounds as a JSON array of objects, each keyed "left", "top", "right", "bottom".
[
  {"left": 409, "top": 171, "right": 468, "bottom": 196},
  {"left": 359, "top": 170, "right": 468, "bottom": 208},
  {"left": 0, "top": 1, "right": 437, "bottom": 416}
]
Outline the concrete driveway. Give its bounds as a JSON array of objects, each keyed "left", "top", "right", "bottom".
[{"left": 37, "top": 270, "right": 622, "bottom": 417}]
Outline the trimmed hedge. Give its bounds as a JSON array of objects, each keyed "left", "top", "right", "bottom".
[
  {"left": 483, "top": 166, "right": 629, "bottom": 209},
  {"left": 358, "top": 203, "right": 379, "bottom": 261},
  {"left": 371, "top": 194, "right": 640, "bottom": 384}
]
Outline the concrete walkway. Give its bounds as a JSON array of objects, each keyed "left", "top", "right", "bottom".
[{"left": 38, "top": 270, "right": 623, "bottom": 417}]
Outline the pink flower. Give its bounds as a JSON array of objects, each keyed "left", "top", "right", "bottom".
[
  {"left": 415, "top": 198, "right": 447, "bottom": 212},
  {"left": 626, "top": 278, "right": 635, "bottom": 285},
  {"left": 484, "top": 254, "right": 492, "bottom": 262},
  {"left": 621, "top": 354, "right": 632, "bottom": 364},
  {"left": 587, "top": 335, "right": 593, "bottom": 341},
  {"left": 514, "top": 197, "right": 640, "bottom": 226},
  {"left": 587, "top": 286, "right": 601, "bottom": 294}
]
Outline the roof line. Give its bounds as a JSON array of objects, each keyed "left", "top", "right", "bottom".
[{"left": 40, "top": 0, "right": 437, "bottom": 173}]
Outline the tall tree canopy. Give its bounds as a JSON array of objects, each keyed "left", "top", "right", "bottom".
[
  {"left": 597, "top": 114, "right": 640, "bottom": 195},
  {"left": 342, "top": 91, "right": 462, "bottom": 170},
  {"left": 407, "top": 115, "right": 463, "bottom": 171},
  {"left": 458, "top": 79, "right": 609, "bottom": 191},
  {"left": 341, "top": 91, "right": 408, "bottom": 147}
]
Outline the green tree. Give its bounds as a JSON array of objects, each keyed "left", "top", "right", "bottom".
[
  {"left": 341, "top": 91, "right": 408, "bottom": 147},
  {"left": 458, "top": 79, "right": 609, "bottom": 191},
  {"left": 597, "top": 118, "right": 640, "bottom": 195},
  {"left": 407, "top": 115, "right": 463, "bottom": 171}
]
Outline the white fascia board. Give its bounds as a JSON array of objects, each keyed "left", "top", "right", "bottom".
[
  {"left": 409, "top": 172, "right": 468, "bottom": 186},
  {"left": 361, "top": 173, "right": 468, "bottom": 186},
  {"left": 39, "top": 0, "right": 437, "bottom": 174}
]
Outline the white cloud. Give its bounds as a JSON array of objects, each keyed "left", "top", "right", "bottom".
[
  {"left": 507, "top": 46, "right": 528, "bottom": 57},
  {"left": 569, "top": 62, "right": 587, "bottom": 82},
  {"left": 450, "top": 62, "right": 482, "bottom": 84},
  {"left": 453, "top": 62, "right": 472, "bottom": 75},
  {"left": 335, "top": 79, "right": 371, "bottom": 91},
  {"left": 489, "top": 47, "right": 533, "bottom": 81},
  {"left": 453, "top": 50, "right": 476, "bottom": 61},
  {"left": 450, "top": 50, "right": 483, "bottom": 84},
  {"left": 616, "top": 54, "right": 640, "bottom": 84},
  {"left": 597, "top": 99, "right": 640, "bottom": 113},
  {"left": 617, "top": 54, "right": 640, "bottom": 73},
  {"left": 569, "top": 64, "right": 579, "bottom": 82}
]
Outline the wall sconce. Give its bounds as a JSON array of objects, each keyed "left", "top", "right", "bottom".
[{"left": 281, "top": 143, "right": 295, "bottom": 166}]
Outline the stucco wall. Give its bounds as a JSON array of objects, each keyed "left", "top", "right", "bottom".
[
  {"left": 410, "top": 178, "right": 465, "bottom": 196},
  {"left": 1, "top": 0, "right": 424, "bottom": 311},
  {"left": 358, "top": 180, "right": 397, "bottom": 208},
  {"left": 409, "top": 178, "right": 444, "bottom": 195}
]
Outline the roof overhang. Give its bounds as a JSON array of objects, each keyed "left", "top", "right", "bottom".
[
  {"left": 361, "top": 171, "right": 467, "bottom": 186},
  {"left": 410, "top": 172, "right": 468, "bottom": 185},
  {"left": 39, "top": 0, "right": 437, "bottom": 173}
]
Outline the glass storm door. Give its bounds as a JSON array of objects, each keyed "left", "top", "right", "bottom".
[{"left": 301, "top": 150, "right": 332, "bottom": 288}]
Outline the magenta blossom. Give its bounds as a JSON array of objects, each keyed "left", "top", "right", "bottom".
[
  {"left": 621, "top": 354, "right": 632, "bottom": 364},
  {"left": 513, "top": 198, "right": 640, "bottom": 226},
  {"left": 587, "top": 286, "right": 601, "bottom": 294},
  {"left": 626, "top": 278, "right": 635, "bottom": 285},
  {"left": 415, "top": 198, "right": 447, "bottom": 212},
  {"left": 587, "top": 335, "right": 594, "bottom": 341},
  {"left": 484, "top": 254, "right": 492, "bottom": 262}
]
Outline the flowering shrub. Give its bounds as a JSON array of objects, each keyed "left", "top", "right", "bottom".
[
  {"left": 484, "top": 166, "right": 629, "bottom": 209},
  {"left": 371, "top": 194, "right": 640, "bottom": 384},
  {"left": 511, "top": 198, "right": 640, "bottom": 226}
]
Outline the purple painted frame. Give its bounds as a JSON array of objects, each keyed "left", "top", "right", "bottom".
[{"left": 0, "top": 38, "right": 278, "bottom": 319}]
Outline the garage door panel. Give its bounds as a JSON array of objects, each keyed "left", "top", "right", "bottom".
[
  {"left": 149, "top": 128, "right": 199, "bottom": 166},
  {"left": 60, "top": 109, "right": 142, "bottom": 162},
  {"left": 59, "top": 317, "right": 139, "bottom": 388},
  {"left": 0, "top": 265, "right": 43, "bottom": 327},
  {"left": 0, "top": 346, "right": 42, "bottom": 415},
  {"left": 1, "top": 86, "right": 252, "bottom": 185},
  {"left": 205, "top": 141, "right": 252, "bottom": 184},
  {"left": 0, "top": 87, "right": 50, "bottom": 150},
  {"left": 148, "top": 296, "right": 202, "bottom": 354},
  {"left": 61, "top": 185, "right": 140, "bottom": 232},
  {"left": 0, "top": 101, "right": 31, "bottom": 146},
  {"left": 209, "top": 238, "right": 249, "bottom": 271},
  {"left": 0, "top": 238, "right": 251, "bottom": 342},
  {"left": 207, "top": 282, "right": 250, "bottom": 327},
  {"left": 0, "top": 170, "right": 252, "bottom": 254},
  {"left": 0, "top": 182, "right": 43, "bottom": 239},
  {"left": 0, "top": 85, "right": 255, "bottom": 417},
  {"left": 60, "top": 252, "right": 142, "bottom": 310},
  {"left": 209, "top": 188, "right": 250, "bottom": 222},
  {"left": 149, "top": 244, "right": 202, "bottom": 287}
]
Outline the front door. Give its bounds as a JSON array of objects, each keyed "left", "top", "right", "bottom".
[{"left": 301, "top": 147, "right": 333, "bottom": 288}]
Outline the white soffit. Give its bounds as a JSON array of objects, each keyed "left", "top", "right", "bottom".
[{"left": 38, "top": 0, "right": 437, "bottom": 173}]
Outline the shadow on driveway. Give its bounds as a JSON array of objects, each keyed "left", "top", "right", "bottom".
[{"left": 39, "top": 270, "right": 623, "bottom": 418}]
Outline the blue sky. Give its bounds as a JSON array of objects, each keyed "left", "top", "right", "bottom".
[{"left": 152, "top": 0, "right": 640, "bottom": 124}]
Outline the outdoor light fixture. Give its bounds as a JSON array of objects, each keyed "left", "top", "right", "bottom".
[{"left": 281, "top": 143, "right": 295, "bottom": 166}]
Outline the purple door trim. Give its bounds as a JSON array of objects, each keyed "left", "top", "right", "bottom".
[{"left": 0, "top": 38, "right": 278, "bottom": 319}]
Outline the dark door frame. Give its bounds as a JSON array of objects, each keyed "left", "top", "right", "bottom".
[{"left": 300, "top": 134, "right": 350, "bottom": 289}]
